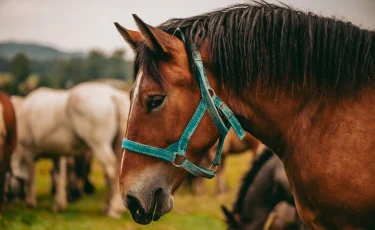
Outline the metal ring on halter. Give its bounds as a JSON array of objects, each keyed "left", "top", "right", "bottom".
[
  {"left": 210, "top": 164, "right": 219, "bottom": 172},
  {"left": 172, "top": 162, "right": 181, "bottom": 168},
  {"left": 172, "top": 152, "right": 183, "bottom": 167},
  {"left": 208, "top": 88, "right": 216, "bottom": 97}
]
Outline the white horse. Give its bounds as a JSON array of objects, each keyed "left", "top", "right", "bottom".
[{"left": 11, "top": 82, "right": 130, "bottom": 218}]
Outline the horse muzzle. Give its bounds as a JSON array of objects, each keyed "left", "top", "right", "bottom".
[{"left": 122, "top": 186, "right": 173, "bottom": 225}]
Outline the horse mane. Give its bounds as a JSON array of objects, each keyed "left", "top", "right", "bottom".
[
  {"left": 232, "top": 147, "right": 274, "bottom": 214},
  {"left": 135, "top": 1, "right": 375, "bottom": 97}
]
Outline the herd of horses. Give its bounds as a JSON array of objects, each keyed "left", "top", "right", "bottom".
[
  {"left": 7, "top": 83, "right": 129, "bottom": 218},
  {"left": 1, "top": 1, "right": 374, "bottom": 229}
]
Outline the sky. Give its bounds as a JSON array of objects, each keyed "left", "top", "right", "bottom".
[{"left": 0, "top": 0, "right": 374, "bottom": 58}]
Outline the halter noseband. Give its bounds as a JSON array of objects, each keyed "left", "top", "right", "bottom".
[{"left": 121, "top": 29, "right": 245, "bottom": 179}]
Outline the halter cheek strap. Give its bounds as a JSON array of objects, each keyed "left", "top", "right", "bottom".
[{"left": 122, "top": 29, "right": 245, "bottom": 179}]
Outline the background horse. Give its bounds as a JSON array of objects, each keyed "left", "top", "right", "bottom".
[
  {"left": 0, "top": 92, "right": 17, "bottom": 216},
  {"left": 50, "top": 154, "right": 95, "bottom": 203},
  {"left": 10, "top": 96, "right": 95, "bottom": 202},
  {"left": 186, "top": 130, "right": 265, "bottom": 194},
  {"left": 221, "top": 149, "right": 307, "bottom": 230},
  {"left": 11, "top": 82, "right": 129, "bottom": 218},
  {"left": 116, "top": 2, "right": 375, "bottom": 228}
]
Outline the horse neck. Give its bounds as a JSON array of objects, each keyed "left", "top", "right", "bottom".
[{"left": 227, "top": 87, "right": 326, "bottom": 157}]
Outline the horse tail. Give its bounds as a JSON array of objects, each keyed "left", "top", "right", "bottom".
[
  {"left": 221, "top": 205, "right": 241, "bottom": 230},
  {"left": 233, "top": 147, "right": 274, "bottom": 213}
]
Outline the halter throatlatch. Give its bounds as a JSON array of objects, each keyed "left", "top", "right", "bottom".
[{"left": 122, "top": 29, "right": 245, "bottom": 179}]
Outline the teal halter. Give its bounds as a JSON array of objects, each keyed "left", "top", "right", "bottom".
[{"left": 122, "top": 29, "right": 245, "bottom": 179}]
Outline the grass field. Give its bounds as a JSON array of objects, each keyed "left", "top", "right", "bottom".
[{"left": 1, "top": 153, "right": 252, "bottom": 230}]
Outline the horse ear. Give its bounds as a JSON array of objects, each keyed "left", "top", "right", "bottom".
[
  {"left": 114, "top": 22, "right": 143, "bottom": 50},
  {"left": 221, "top": 205, "right": 241, "bottom": 229},
  {"left": 132, "top": 14, "right": 179, "bottom": 54}
]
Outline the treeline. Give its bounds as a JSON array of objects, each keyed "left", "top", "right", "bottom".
[{"left": 0, "top": 49, "right": 133, "bottom": 95}]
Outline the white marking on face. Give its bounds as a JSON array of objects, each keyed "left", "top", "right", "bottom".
[
  {"left": 126, "top": 71, "right": 143, "bottom": 133},
  {"left": 132, "top": 70, "right": 143, "bottom": 102}
]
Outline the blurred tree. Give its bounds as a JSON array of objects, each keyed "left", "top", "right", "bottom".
[
  {"left": 107, "top": 49, "right": 130, "bottom": 80},
  {"left": 2, "top": 48, "right": 134, "bottom": 92},
  {"left": 0, "top": 57, "right": 10, "bottom": 72},
  {"left": 11, "top": 53, "right": 30, "bottom": 94},
  {"left": 85, "top": 50, "right": 107, "bottom": 80},
  {"left": 18, "top": 74, "right": 39, "bottom": 95},
  {"left": 11, "top": 53, "right": 30, "bottom": 83},
  {"left": 0, "top": 73, "right": 14, "bottom": 93},
  {"left": 31, "top": 60, "right": 59, "bottom": 77},
  {"left": 38, "top": 74, "right": 52, "bottom": 88},
  {"left": 56, "top": 58, "right": 86, "bottom": 88},
  {"left": 112, "top": 49, "right": 125, "bottom": 58}
]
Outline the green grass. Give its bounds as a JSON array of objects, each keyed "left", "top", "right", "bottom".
[{"left": 1, "top": 153, "right": 252, "bottom": 230}]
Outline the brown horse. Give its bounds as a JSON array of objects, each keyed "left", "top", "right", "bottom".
[
  {"left": 116, "top": 2, "right": 375, "bottom": 228},
  {"left": 0, "top": 92, "right": 17, "bottom": 215}
]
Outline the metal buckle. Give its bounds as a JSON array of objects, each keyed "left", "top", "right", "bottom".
[
  {"left": 208, "top": 88, "right": 216, "bottom": 97},
  {"left": 172, "top": 152, "right": 185, "bottom": 168}
]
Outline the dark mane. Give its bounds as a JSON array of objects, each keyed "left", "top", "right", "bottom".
[{"left": 135, "top": 1, "right": 375, "bottom": 96}]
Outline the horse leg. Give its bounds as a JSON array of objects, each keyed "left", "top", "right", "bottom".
[
  {"left": 81, "top": 153, "right": 95, "bottom": 195},
  {"left": 0, "top": 167, "right": 5, "bottom": 216},
  {"left": 50, "top": 162, "right": 57, "bottom": 195},
  {"left": 216, "top": 156, "right": 228, "bottom": 194},
  {"left": 66, "top": 157, "right": 82, "bottom": 203},
  {"left": 0, "top": 137, "right": 5, "bottom": 215},
  {"left": 24, "top": 152, "right": 37, "bottom": 208},
  {"left": 92, "top": 145, "right": 125, "bottom": 218},
  {"left": 52, "top": 157, "right": 68, "bottom": 212}
]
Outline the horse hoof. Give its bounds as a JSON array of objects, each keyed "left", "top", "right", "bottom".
[
  {"left": 83, "top": 182, "right": 95, "bottom": 195},
  {"left": 26, "top": 200, "right": 37, "bottom": 208},
  {"left": 105, "top": 209, "right": 122, "bottom": 219},
  {"left": 67, "top": 187, "right": 83, "bottom": 203},
  {"left": 52, "top": 203, "right": 67, "bottom": 212},
  {"left": 105, "top": 203, "right": 126, "bottom": 219}
]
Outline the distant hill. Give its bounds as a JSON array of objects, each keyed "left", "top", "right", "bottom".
[{"left": 0, "top": 42, "right": 86, "bottom": 61}]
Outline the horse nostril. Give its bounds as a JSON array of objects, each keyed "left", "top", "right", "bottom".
[{"left": 126, "top": 194, "right": 144, "bottom": 216}]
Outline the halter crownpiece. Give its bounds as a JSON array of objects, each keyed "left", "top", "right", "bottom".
[{"left": 122, "top": 29, "right": 245, "bottom": 179}]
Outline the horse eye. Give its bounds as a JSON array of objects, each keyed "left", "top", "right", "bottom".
[{"left": 147, "top": 95, "right": 166, "bottom": 111}]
